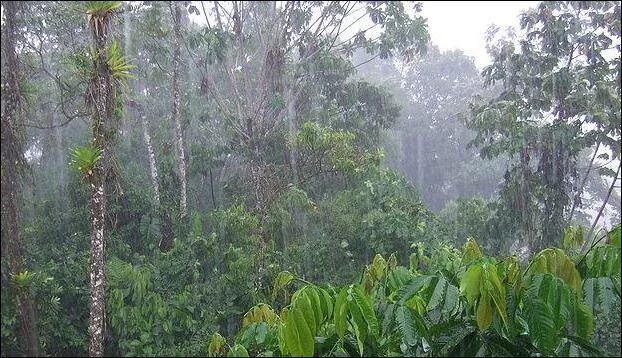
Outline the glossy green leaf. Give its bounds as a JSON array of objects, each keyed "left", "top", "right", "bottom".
[
  {"left": 524, "top": 298, "right": 558, "bottom": 355},
  {"left": 395, "top": 305, "right": 418, "bottom": 347},
  {"left": 272, "top": 271, "right": 294, "bottom": 301},
  {"left": 334, "top": 288, "right": 348, "bottom": 339},
  {"left": 460, "top": 265, "right": 482, "bottom": 305},
  {"left": 208, "top": 332, "right": 227, "bottom": 357},
  {"left": 475, "top": 294, "right": 493, "bottom": 330}
]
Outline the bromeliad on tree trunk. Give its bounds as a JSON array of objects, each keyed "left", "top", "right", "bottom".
[
  {"left": 1, "top": 2, "right": 40, "bottom": 356},
  {"left": 77, "top": 1, "right": 131, "bottom": 356}
]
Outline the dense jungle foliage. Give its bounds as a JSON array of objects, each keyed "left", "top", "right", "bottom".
[{"left": 1, "top": 1, "right": 620, "bottom": 357}]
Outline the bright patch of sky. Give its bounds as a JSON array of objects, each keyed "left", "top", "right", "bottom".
[
  {"left": 187, "top": 2, "right": 540, "bottom": 69},
  {"left": 419, "top": 1, "right": 539, "bottom": 68}
]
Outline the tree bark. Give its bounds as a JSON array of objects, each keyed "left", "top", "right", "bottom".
[
  {"left": 209, "top": 167, "right": 217, "bottom": 209},
  {"left": 88, "top": 181, "right": 106, "bottom": 357},
  {"left": 142, "top": 114, "right": 160, "bottom": 206},
  {"left": 587, "top": 161, "right": 621, "bottom": 240},
  {"left": 568, "top": 141, "right": 601, "bottom": 222},
  {"left": 86, "top": 7, "right": 117, "bottom": 356},
  {"left": 170, "top": 1, "right": 188, "bottom": 219},
  {"left": 286, "top": 86, "right": 299, "bottom": 184},
  {"left": 1, "top": 2, "right": 40, "bottom": 356},
  {"left": 139, "top": 109, "right": 174, "bottom": 252}
]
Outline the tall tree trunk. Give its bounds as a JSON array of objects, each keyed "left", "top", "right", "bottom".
[
  {"left": 568, "top": 141, "right": 601, "bottom": 222},
  {"left": 88, "top": 180, "right": 106, "bottom": 357},
  {"left": 587, "top": 161, "right": 621, "bottom": 240},
  {"left": 0, "top": 3, "right": 40, "bottom": 356},
  {"left": 53, "top": 114, "right": 68, "bottom": 213},
  {"left": 142, "top": 114, "right": 160, "bottom": 206},
  {"left": 128, "top": 84, "right": 170, "bottom": 250},
  {"left": 251, "top": 161, "right": 268, "bottom": 290},
  {"left": 286, "top": 86, "right": 299, "bottom": 184},
  {"left": 120, "top": 4, "right": 132, "bottom": 137},
  {"left": 209, "top": 168, "right": 217, "bottom": 209},
  {"left": 170, "top": 1, "right": 188, "bottom": 219},
  {"left": 139, "top": 109, "right": 175, "bottom": 252},
  {"left": 86, "top": 7, "right": 117, "bottom": 356}
]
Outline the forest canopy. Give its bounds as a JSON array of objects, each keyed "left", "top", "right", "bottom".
[{"left": 1, "top": 1, "right": 620, "bottom": 357}]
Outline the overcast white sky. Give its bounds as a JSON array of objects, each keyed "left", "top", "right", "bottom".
[
  {"left": 188, "top": 1, "right": 540, "bottom": 68},
  {"left": 420, "top": 1, "right": 540, "bottom": 68}
]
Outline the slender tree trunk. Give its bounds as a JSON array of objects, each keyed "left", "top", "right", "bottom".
[
  {"left": 120, "top": 5, "right": 132, "bottom": 137},
  {"left": 87, "top": 8, "right": 118, "bottom": 356},
  {"left": 170, "top": 1, "right": 188, "bottom": 219},
  {"left": 251, "top": 162, "right": 268, "bottom": 289},
  {"left": 129, "top": 84, "right": 169, "bottom": 250},
  {"left": 209, "top": 168, "right": 217, "bottom": 209},
  {"left": 286, "top": 86, "right": 299, "bottom": 184},
  {"left": 1, "top": 2, "right": 40, "bottom": 356},
  {"left": 142, "top": 115, "right": 160, "bottom": 206},
  {"left": 587, "top": 161, "right": 621, "bottom": 240},
  {"left": 53, "top": 115, "right": 68, "bottom": 212},
  {"left": 568, "top": 141, "right": 601, "bottom": 222},
  {"left": 139, "top": 109, "right": 175, "bottom": 252},
  {"left": 88, "top": 180, "right": 106, "bottom": 357}
]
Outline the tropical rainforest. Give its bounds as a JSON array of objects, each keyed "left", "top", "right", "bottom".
[{"left": 1, "top": 1, "right": 621, "bottom": 357}]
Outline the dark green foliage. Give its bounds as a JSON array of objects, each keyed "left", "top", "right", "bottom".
[
  {"left": 467, "top": 1, "right": 622, "bottom": 251},
  {"left": 215, "top": 225, "right": 620, "bottom": 357},
  {"left": 2, "top": 1, "right": 620, "bottom": 357}
]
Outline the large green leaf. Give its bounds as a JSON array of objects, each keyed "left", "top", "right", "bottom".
[
  {"left": 462, "top": 237, "right": 483, "bottom": 264},
  {"left": 208, "top": 332, "right": 227, "bottom": 357},
  {"left": 242, "top": 303, "right": 279, "bottom": 327},
  {"left": 381, "top": 302, "right": 395, "bottom": 337},
  {"left": 278, "top": 321, "right": 288, "bottom": 356},
  {"left": 583, "top": 245, "right": 621, "bottom": 278},
  {"left": 523, "top": 298, "right": 559, "bottom": 355},
  {"left": 475, "top": 294, "right": 493, "bottom": 330},
  {"left": 427, "top": 276, "right": 459, "bottom": 314},
  {"left": 427, "top": 276, "right": 447, "bottom": 311},
  {"left": 283, "top": 305, "right": 314, "bottom": 357},
  {"left": 460, "top": 262, "right": 507, "bottom": 330},
  {"left": 347, "top": 287, "right": 368, "bottom": 356},
  {"left": 607, "top": 224, "right": 620, "bottom": 248},
  {"left": 296, "top": 292, "right": 317, "bottom": 337},
  {"left": 438, "top": 326, "right": 477, "bottom": 356},
  {"left": 308, "top": 288, "right": 324, "bottom": 331},
  {"left": 237, "top": 322, "right": 270, "bottom": 348},
  {"left": 395, "top": 305, "right": 418, "bottom": 347},
  {"left": 397, "top": 275, "right": 433, "bottom": 304},
  {"left": 563, "top": 226, "right": 585, "bottom": 250},
  {"left": 526, "top": 274, "right": 572, "bottom": 330},
  {"left": 480, "top": 263, "right": 507, "bottom": 326},
  {"left": 334, "top": 288, "right": 348, "bottom": 339},
  {"left": 320, "top": 288, "right": 334, "bottom": 322},
  {"left": 279, "top": 285, "right": 335, "bottom": 356},
  {"left": 460, "top": 265, "right": 483, "bottom": 306},
  {"left": 582, "top": 277, "right": 618, "bottom": 315},
  {"left": 526, "top": 248, "right": 582, "bottom": 293},
  {"left": 405, "top": 294, "right": 426, "bottom": 315},
  {"left": 369, "top": 254, "right": 388, "bottom": 281},
  {"left": 350, "top": 286, "right": 379, "bottom": 338},
  {"left": 272, "top": 271, "right": 294, "bottom": 302},
  {"left": 442, "top": 283, "right": 460, "bottom": 317},
  {"left": 387, "top": 266, "right": 415, "bottom": 293},
  {"left": 574, "top": 303, "right": 594, "bottom": 340},
  {"left": 227, "top": 344, "right": 249, "bottom": 357}
]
